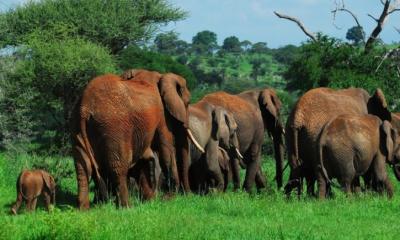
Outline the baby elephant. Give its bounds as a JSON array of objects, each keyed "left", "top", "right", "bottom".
[
  {"left": 11, "top": 170, "right": 56, "bottom": 214},
  {"left": 317, "top": 114, "right": 400, "bottom": 199},
  {"left": 217, "top": 147, "right": 232, "bottom": 191}
]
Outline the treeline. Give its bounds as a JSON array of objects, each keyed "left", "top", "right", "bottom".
[{"left": 0, "top": 0, "right": 399, "bottom": 156}]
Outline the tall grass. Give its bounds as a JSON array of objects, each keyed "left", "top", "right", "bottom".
[{"left": 1, "top": 153, "right": 399, "bottom": 239}]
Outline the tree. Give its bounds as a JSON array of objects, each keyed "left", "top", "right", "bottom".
[
  {"left": 240, "top": 40, "right": 252, "bottom": 52},
  {"left": 192, "top": 30, "right": 218, "bottom": 55},
  {"left": 346, "top": 26, "right": 365, "bottom": 45},
  {"left": 0, "top": 0, "right": 186, "bottom": 54},
  {"left": 221, "top": 36, "right": 242, "bottom": 53},
  {"left": 249, "top": 56, "right": 269, "bottom": 84},
  {"left": 153, "top": 31, "right": 189, "bottom": 55},
  {"left": 0, "top": 33, "right": 117, "bottom": 153},
  {"left": 250, "top": 42, "right": 269, "bottom": 53}
]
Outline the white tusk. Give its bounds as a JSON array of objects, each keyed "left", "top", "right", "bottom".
[
  {"left": 235, "top": 148, "right": 244, "bottom": 160},
  {"left": 282, "top": 128, "right": 286, "bottom": 135},
  {"left": 187, "top": 129, "right": 205, "bottom": 153}
]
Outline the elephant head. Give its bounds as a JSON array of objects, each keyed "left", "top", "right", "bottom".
[
  {"left": 212, "top": 107, "right": 242, "bottom": 160},
  {"left": 368, "top": 88, "right": 392, "bottom": 122},
  {"left": 380, "top": 121, "right": 400, "bottom": 181},
  {"left": 258, "top": 89, "right": 285, "bottom": 188},
  {"left": 41, "top": 170, "right": 56, "bottom": 204}
]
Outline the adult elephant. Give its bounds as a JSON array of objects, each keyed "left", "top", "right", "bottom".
[
  {"left": 202, "top": 89, "right": 285, "bottom": 192},
  {"left": 285, "top": 87, "right": 391, "bottom": 197},
  {"left": 188, "top": 100, "right": 242, "bottom": 193},
  {"left": 71, "top": 70, "right": 204, "bottom": 209}
]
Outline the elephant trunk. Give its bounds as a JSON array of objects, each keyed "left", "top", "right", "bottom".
[{"left": 273, "top": 122, "right": 285, "bottom": 189}]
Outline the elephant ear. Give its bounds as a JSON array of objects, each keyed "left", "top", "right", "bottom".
[
  {"left": 381, "top": 121, "right": 394, "bottom": 163},
  {"left": 212, "top": 107, "right": 230, "bottom": 145},
  {"left": 259, "top": 89, "right": 282, "bottom": 120},
  {"left": 224, "top": 111, "right": 237, "bottom": 134},
  {"left": 159, "top": 73, "right": 190, "bottom": 127},
  {"left": 369, "top": 88, "right": 391, "bottom": 121},
  {"left": 41, "top": 171, "right": 55, "bottom": 193}
]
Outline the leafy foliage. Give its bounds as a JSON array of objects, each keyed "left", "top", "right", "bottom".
[
  {"left": 0, "top": 0, "right": 186, "bottom": 53},
  {"left": 285, "top": 34, "right": 400, "bottom": 110},
  {"left": 0, "top": 34, "right": 117, "bottom": 153},
  {"left": 221, "top": 36, "right": 243, "bottom": 53},
  {"left": 192, "top": 30, "right": 218, "bottom": 55},
  {"left": 346, "top": 26, "right": 365, "bottom": 45}
]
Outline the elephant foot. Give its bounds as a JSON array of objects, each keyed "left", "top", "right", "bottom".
[{"left": 162, "top": 192, "right": 176, "bottom": 201}]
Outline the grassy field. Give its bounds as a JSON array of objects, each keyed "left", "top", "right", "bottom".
[{"left": 1, "top": 153, "right": 400, "bottom": 240}]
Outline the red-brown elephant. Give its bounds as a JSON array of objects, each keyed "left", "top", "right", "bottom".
[
  {"left": 11, "top": 169, "right": 56, "bottom": 214},
  {"left": 71, "top": 69, "right": 203, "bottom": 209}
]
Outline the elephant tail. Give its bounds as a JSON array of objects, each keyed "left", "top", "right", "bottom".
[
  {"left": 17, "top": 170, "right": 37, "bottom": 201},
  {"left": 78, "top": 116, "right": 108, "bottom": 199},
  {"left": 317, "top": 121, "right": 337, "bottom": 187}
]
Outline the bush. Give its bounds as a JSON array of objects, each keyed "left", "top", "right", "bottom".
[{"left": 0, "top": 35, "right": 117, "bottom": 154}]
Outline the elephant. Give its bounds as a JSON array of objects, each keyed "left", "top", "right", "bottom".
[
  {"left": 285, "top": 87, "right": 392, "bottom": 197},
  {"left": 217, "top": 147, "right": 232, "bottom": 191},
  {"left": 188, "top": 101, "right": 242, "bottom": 193},
  {"left": 316, "top": 114, "right": 400, "bottom": 199},
  {"left": 11, "top": 170, "right": 56, "bottom": 214},
  {"left": 202, "top": 89, "right": 285, "bottom": 192},
  {"left": 71, "top": 69, "right": 204, "bottom": 209}
]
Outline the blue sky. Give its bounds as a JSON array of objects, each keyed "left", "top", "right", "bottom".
[{"left": 2, "top": 0, "right": 400, "bottom": 48}]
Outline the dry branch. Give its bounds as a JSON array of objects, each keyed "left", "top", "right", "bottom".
[
  {"left": 274, "top": 11, "right": 316, "bottom": 42},
  {"left": 365, "top": 0, "right": 400, "bottom": 53}
]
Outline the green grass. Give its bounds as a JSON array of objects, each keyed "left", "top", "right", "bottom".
[{"left": 1, "top": 153, "right": 400, "bottom": 239}]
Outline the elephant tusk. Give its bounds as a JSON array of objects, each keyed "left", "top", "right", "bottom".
[
  {"left": 187, "top": 128, "right": 205, "bottom": 153},
  {"left": 235, "top": 148, "right": 244, "bottom": 160},
  {"left": 282, "top": 128, "right": 286, "bottom": 135}
]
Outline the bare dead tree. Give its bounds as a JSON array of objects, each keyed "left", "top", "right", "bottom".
[
  {"left": 331, "top": 0, "right": 365, "bottom": 42},
  {"left": 274, "top": 11, "right": 317, "bottom": 42},
  {"left": 365, "top": 0, "right": 400, "bottom": 53}
]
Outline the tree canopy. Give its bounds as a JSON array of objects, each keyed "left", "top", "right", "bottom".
[
  {"left": 0, "top": 0, "right": 186, "bottom": 53},
  {"left": 221, "top": 36, "right": 242, "bottom": 53},
  {"left": 192, "top": 30, "right": 218, "bottom": 55}
]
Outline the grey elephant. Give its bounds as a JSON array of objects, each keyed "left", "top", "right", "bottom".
[
  {"left": 188, "top": 101, "right": 242, "bottom": 193},
  {"left": 202, "top": 89, "right": 285, "bottom": 192},
  {"left": 285, "top": 87, "right": 391, "bottom": 197},
  {"left": 317, "top": 114, "right": 400, "bottom": 198}
]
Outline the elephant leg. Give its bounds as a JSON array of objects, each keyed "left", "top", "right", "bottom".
[
  {"left": 114, "top": 174, "right": 130, "bottom": 208},
  {"left": 372, "top": 157, "right": 393, "bottom": 198},
  {"left": 243, "top": 145, "right": 261, "bottom": 193},
  {"left": 156, "top": 125, "right": 179, "bottom": 193},
  {"left": 28, "top": 198, "right": 37, "bottom": 212},
  {"left": 316, "top": 170, "right": 327, "bottom": 200},
  {"left": 255, "top": 168, "right": 267, "bottom": 192},
  {"left": 11, "top": 192, "right": 23, "bottom": 215},
  {"left": 230, "top": 157, "right": 241, "bottom": 191},
  {"left": 139, "top": 148, "right": 156, "bottom": 200},
  {"left": 205, "top": 142, "right": 224, "bottom": 192},
  {"left": 305, "top": 173, "right": 316, "bottom": 197},
  {"left": 73, "top": 147, "right": 91, "bottom": 210},
  {"left": 351, "top": 177, "right": 361, "bottom": 194},
  {"left": 43, "top": 191, "right": 51, "bottom": 211}
]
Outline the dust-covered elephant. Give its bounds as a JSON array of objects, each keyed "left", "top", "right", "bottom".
[
  {"left": 317, "top": 115, "right": 400, "bottom": 198},
  {"left": 202, "top": 89, "right": 285, "bottom": 192},
  {"left": 71, "top": 70, "right": 203, "bottom": 209},
  {"left": 285, "top": 87, "right": 391, "bottom": 197},
  {"left": 11, "top": 169, "right": 56, "bottom": 214},
  {"left": 188, "top": 101, "right": 242, "bottom": 193}
]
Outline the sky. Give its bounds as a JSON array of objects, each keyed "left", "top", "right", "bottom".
[{"left": 2, "top": 0, "right": 400, "bottom": 48}]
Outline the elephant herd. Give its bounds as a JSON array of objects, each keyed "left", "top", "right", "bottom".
[
  {"left": 70, "top": 69, "right": 285, "bottom": 209},
  {"left": 11, "top": 68, "right": 400, "bottom": 213}
]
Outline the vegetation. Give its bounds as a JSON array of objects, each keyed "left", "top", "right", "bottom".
[{"left": 1, "top": 153, "right": 400, "bottom": 239}]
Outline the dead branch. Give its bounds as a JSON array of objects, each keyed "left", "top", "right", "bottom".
[
  {"left": 331, "top": 0, "right": 362, "bottom": 29},
  {"left": 365, "top": 0, "right": 400, "bottom": 53},
  {"left": 375, "top": 47, "right": 400, "bottom": 72},
  {"left": 395, "top": 26, "right": 400, "bottom": 34},
  {"left": 274, "top": 11, "right": 316, "bottom": 42}
]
